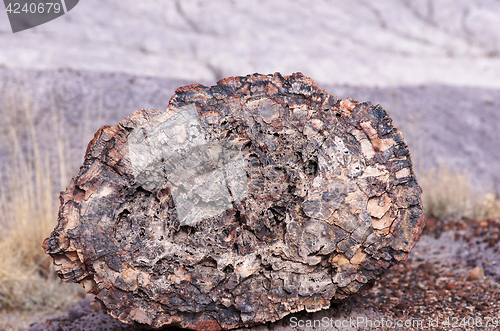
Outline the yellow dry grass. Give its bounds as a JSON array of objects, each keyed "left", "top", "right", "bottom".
[
  {"left": 0, "top": 87, "right": 82, "bottom": 330},
  {"left": 419, "top": 165, "right": 500, "bottom": 220}
]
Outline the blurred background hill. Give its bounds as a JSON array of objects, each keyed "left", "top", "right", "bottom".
[{"left": 1, "top": 0, "right": 500, "bottom": 87}]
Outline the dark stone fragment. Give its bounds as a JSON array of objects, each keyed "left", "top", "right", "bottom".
[{"left": 43, "top": 72, "right": 424, "bottom": 330}]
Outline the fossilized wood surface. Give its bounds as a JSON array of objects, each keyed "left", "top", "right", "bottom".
[{"left": 43, "top": 72, "right": 425, "bottom": 330}]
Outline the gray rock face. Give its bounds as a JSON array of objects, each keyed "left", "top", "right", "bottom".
[
  {"left": 43, "top": 73, "right": 424, "bottom": 330},
  {"left": 1, "top": 0, "right": 500, "bottom": 87}
]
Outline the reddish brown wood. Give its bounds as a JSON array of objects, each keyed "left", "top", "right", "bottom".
[{"left": 43, "top": 73, "right": 425, "bottom": 330}]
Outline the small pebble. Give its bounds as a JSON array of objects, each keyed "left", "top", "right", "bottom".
[
  {"left": 475, "top": 304, "right": 488, "bottom": 311},
  {"left": 89, "top": 298, "right": 102, "bottom": 312},
  {"left": 463, "top": 295, "right": 474, "bottom": 303},
  {"left": 479, "top": 221, "right": 488, "bottom": 227},
  {"left": 445, "top": 283, "right": 454, "bottom": 290},
  {"left": 468, "top": 266, "right": 485, "bottom": 281},
  {"left": 395, "top": 303, "right": 408, "bottom": 310}
]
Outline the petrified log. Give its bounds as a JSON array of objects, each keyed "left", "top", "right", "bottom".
[{"left": 43, "top": 73, "right": 425, "bottom": 330}]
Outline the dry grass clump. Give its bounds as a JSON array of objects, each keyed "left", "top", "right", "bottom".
[
  {"left": 419, "top": 165, "right": 500, "bottom": 220},
  {"left": 474, "top": 192, "right": 500, "bottom": 220},
  {"left": 0, "top": 88, "right": 83, "bottom": 328}
]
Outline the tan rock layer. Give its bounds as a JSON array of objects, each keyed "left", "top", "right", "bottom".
[{"left": 43, "top": 72, "right": 425, "bottom": 330}]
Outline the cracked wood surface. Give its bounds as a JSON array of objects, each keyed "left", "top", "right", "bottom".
[{"left": 43, "top": 73, "right": 425, "bottom": 330}]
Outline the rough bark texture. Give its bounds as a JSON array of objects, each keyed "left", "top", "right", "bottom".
[{"left": 43, "top": 72, "right": 425, "bottom": 330}]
